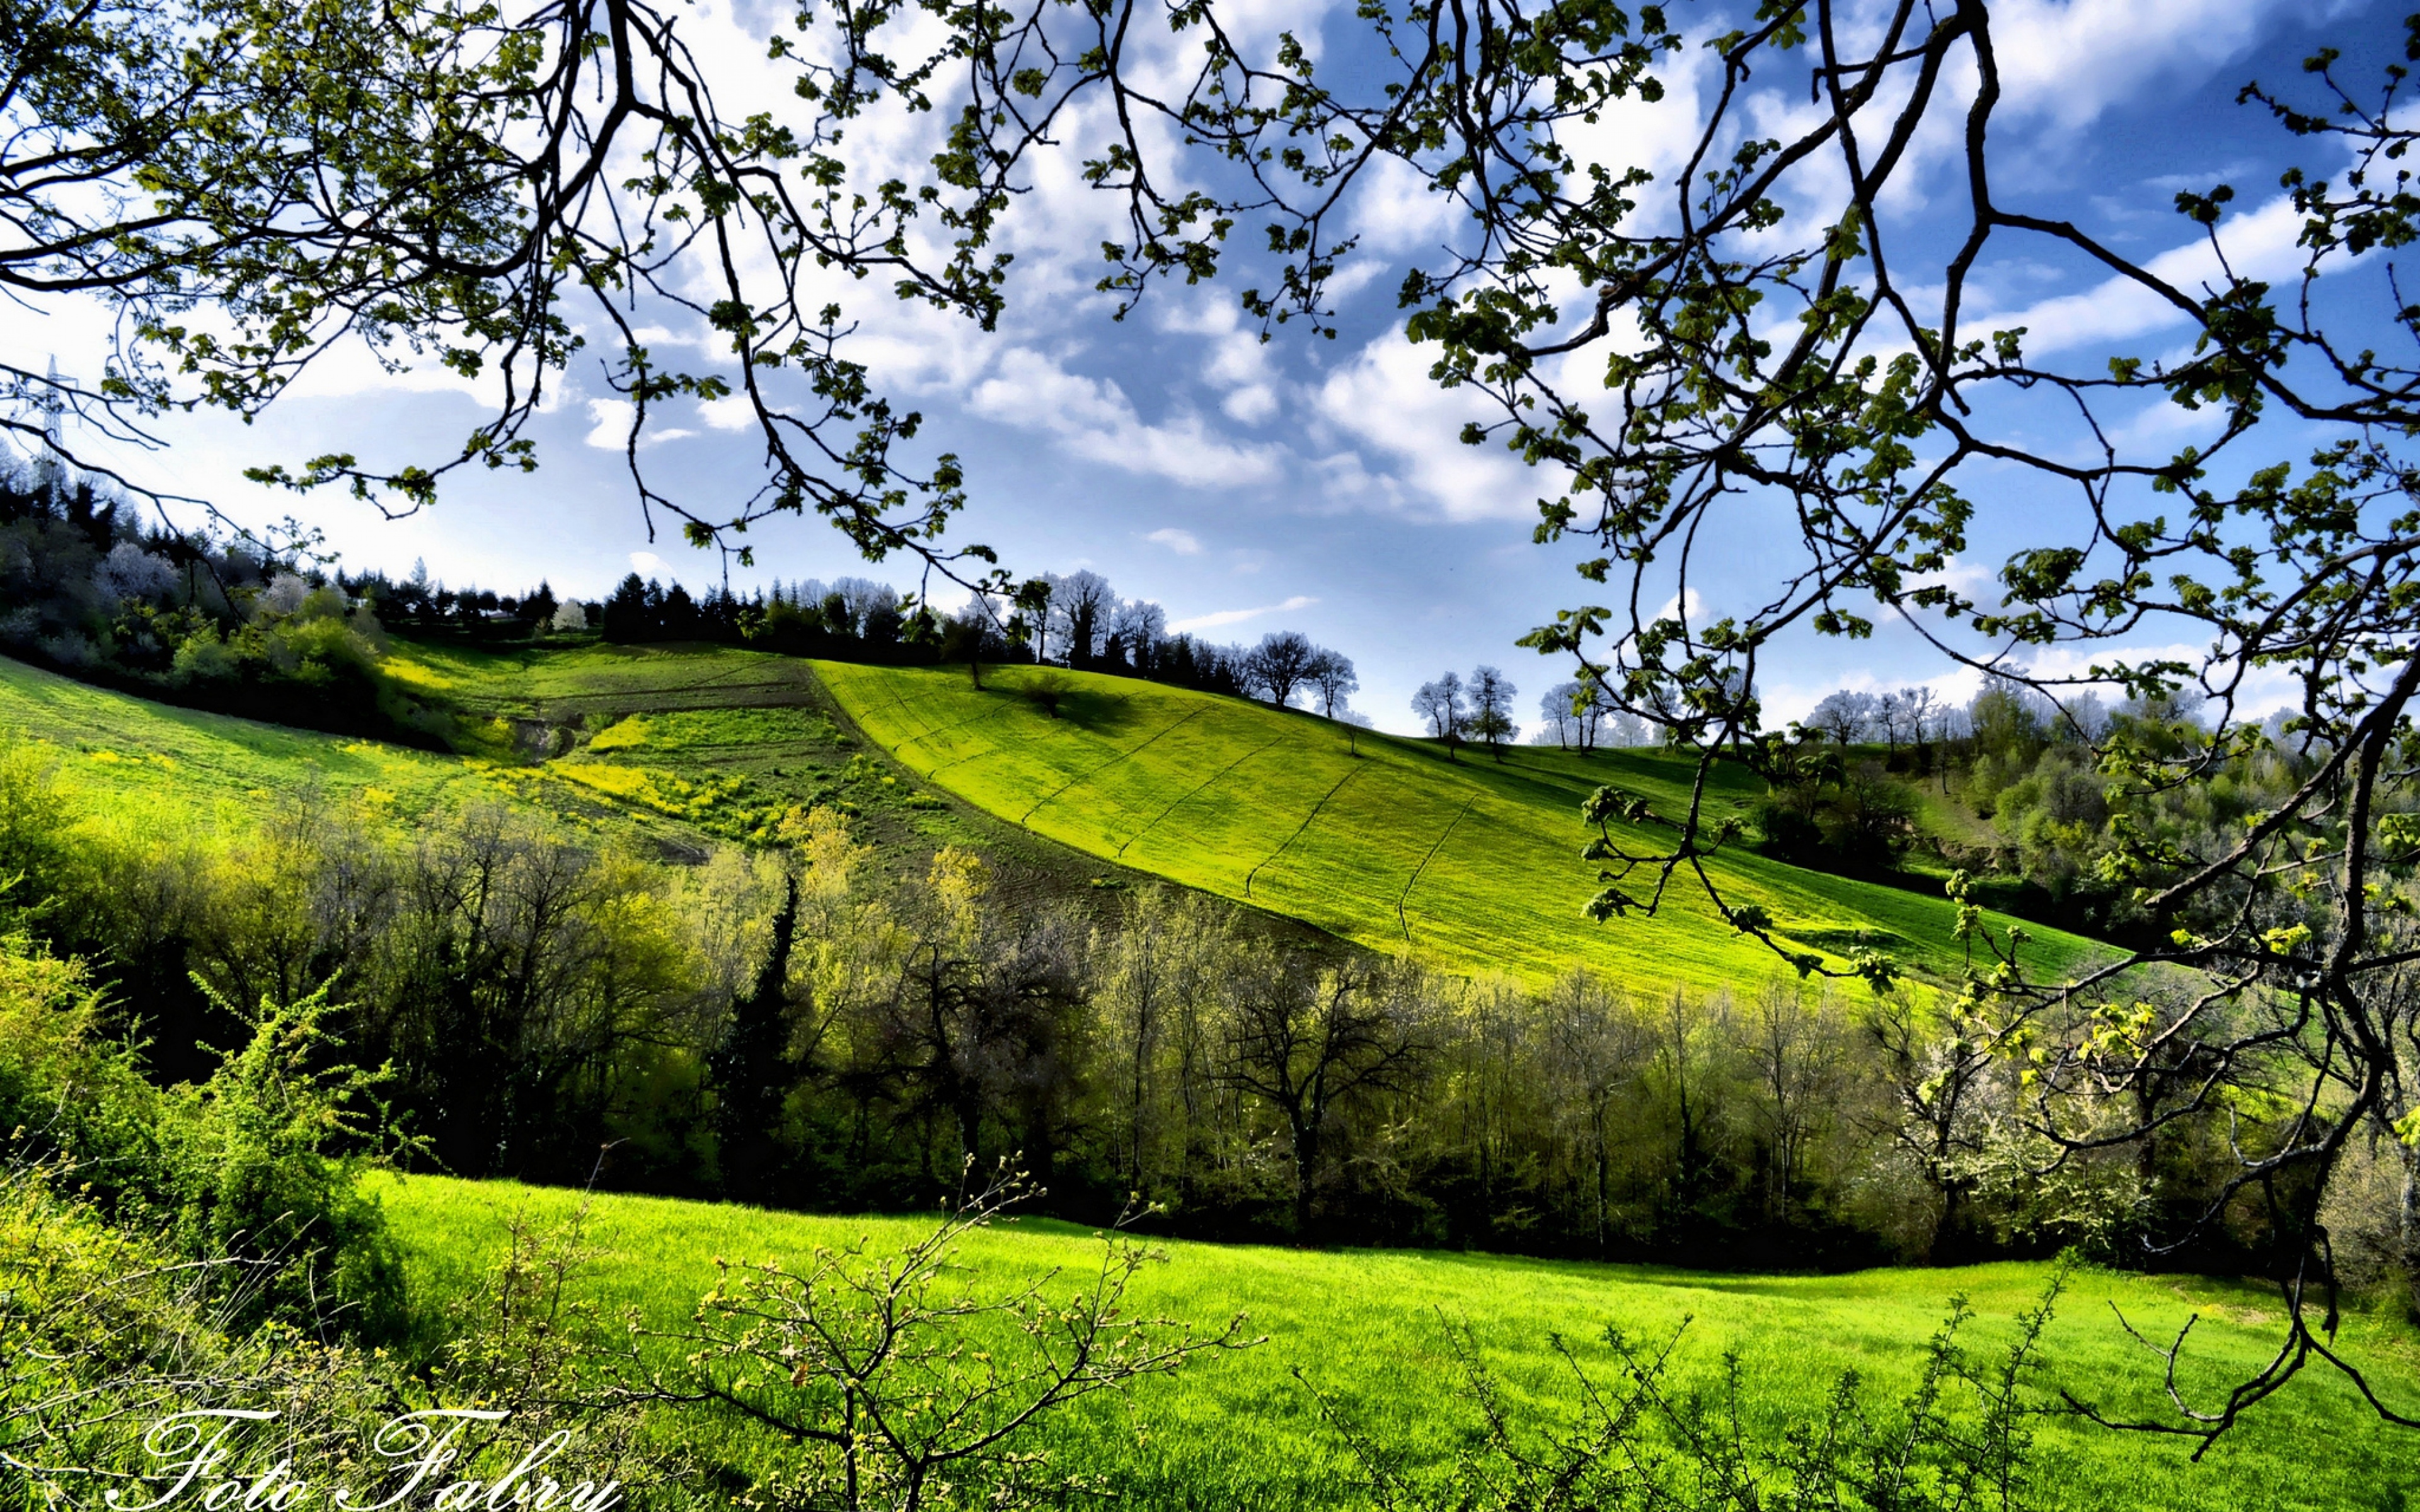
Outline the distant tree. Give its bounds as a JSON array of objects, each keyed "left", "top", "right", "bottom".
[
  {"left": 601, "top": 573, "right": 652, "bottom": 643},
  {"left": 820, "top": 590, "right": 855, "bottom": 639},
  {"left": 943, "top": 605, "right": 993, "bottom": 689},
  {"left": 860, "top": 593, "right": 903, "bottom": 650},
  {"left": 1601, "top": 707, "right": 1652, "bottom": 747},
  {"left": 1106, "top": 597, "right": 1167, "bottom": 672},
  {"left": 1968, "top": 679, "right": 2051, "bottom": 764},
  {"left": 1807, "top": 690, "right": 1878, "bottom": 747},
  {"left": 1040, "top": 570, "right": 1116, "bottom": 667},
  {"left": 1877, "top": 687, "right": 1935, "bottom": 767},
  {"left": 1411, "top": 672, "right": 1466, "bottom": 758},
  {"left": 660, "top": 582, "right": 700, "bottom": 639},
  {"left": 1242, "top": 631, "right": 1320, "bottom": 707},
  {"left": 1540, "top": 681, "right": 1586, "bottom": 751},
  {"left": 1467, "top": 666, "right": 1517, "bottom": 759},
  {"left": 1305, "top": 648, "right": 1358, "bottom": 718},
  {"left": 523, "top": 581, "right": 558, "bottom": 631},
  {"left": 550, "top": 599, "right": 588, "bottom": 633}
]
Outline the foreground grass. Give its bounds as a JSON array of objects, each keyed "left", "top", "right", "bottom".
[
  {"left": 384, "top": 1173, "right": 2420, "bottom": 1512},
  {"left": 815, "top": 662, "right": 2099, "bottom": 992}
]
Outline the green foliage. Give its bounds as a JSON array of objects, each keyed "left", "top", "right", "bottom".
[
  {"left": 1313, "top": 1280, "right": 2062, "bottom": 1512},
  {"left": 0, "top": 925, "right": 405, "bottom": 1338},
  {"left": 150, "top": 989, "right": 409, "bottom": 1339}
]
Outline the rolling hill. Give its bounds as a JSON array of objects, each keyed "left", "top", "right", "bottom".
[
  {"left": 813, "top": 660, "right": 2100, "bottom": 992},
  {"left": 0, "top": 643, "right": 2100, "bottom": 994}
]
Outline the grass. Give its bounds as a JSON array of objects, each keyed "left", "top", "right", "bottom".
[
  {"left": 812, "top": 662, "right": 2102, "bottom": 992},
  {"left": 382, "top": 1172, "right": 2420, "bottom": 1512},
  {"left": 0, "top": 653, "right": 503, "bottom": 830}
]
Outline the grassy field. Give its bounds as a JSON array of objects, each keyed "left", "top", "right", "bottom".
[
  {"left": 813, "top": 662, "right": 2100, "bottom": 992},
  {"left": 0, "top": 647, "right": 1106, "bottom": 900},
  {"left": 0, "top": 653, "right": 505, "bottom": 830},
  {"left": 383, "top": 1172, "right": 2420, "bottom": 1512}
]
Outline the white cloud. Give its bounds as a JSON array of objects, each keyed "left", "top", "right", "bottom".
[
  {"left": 1170, "top": 594, "right": 1317, "bottom": 633},
  {"left": 1313, "top": 331, "right": 1536, "bottom": 521},
  {"left": 630, "top": 551, "right": 664, "bottom": 574},
  {"left": 584, "top": 398, "right": 694, "bottom": 450},
  {"left": 1144, "top": 527, "right": 1203, "bottom": 555},
  {"left": 1983, "top": 0, "right": 2331, "bottom": 131},
  {"left": 1350, "top": 155, "right": 1461, "bottom": 256},
  {"left": 1983, "top": 192, "right": 2315, "bottom": 358},
  {"left": 1222, "top": 385, "right": 1279, "bottom": 424},
  {"left": 968, "top": 347, "right": 1284, "bottom": 487}
]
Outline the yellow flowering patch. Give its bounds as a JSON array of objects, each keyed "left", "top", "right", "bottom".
[{"left": 550, "top": 762, "right": 746, "bottom": 822}]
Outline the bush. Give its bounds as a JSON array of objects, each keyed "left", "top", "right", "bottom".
[{"left": 0, "top": 929, "right": 407, "bottom": 1339}]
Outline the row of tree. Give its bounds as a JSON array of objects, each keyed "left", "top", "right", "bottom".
[
  {"left": 1411, "top": 667, "right": 1521, "bottom": 758},
  {"left": 0, "top": 462, "right": 453, "bottom": 741}
]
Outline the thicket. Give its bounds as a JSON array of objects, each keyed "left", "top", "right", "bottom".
[{"left": 1754, "top": 682, "right": 2269, "bottom": 949}]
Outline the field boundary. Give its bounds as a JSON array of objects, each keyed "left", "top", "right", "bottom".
[
  {"left": 1243, "top": 763, "right": 1366, "bottom": 898},
  {"left": 1397, "top": 795, "right": 1478, "bottom": 942},
  {"left": 1118, "top": 735, "right": 1288, "bottom": 858},
  {"left": 1019, "top": 706, "right": 1208, "bottom": 824}
]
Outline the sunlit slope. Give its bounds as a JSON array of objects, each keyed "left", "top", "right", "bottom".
[
  {"left": 817, "top": 662, "right": 2098, "bottom": 991},
  {"left": 0, "top": 655, "right": 490, "bottom": 827},
  {"left": 0, "top": 650, "right": 823, "bottom": 855}
]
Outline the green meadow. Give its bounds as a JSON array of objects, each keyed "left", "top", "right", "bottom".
[
  {"left": 0, "top": 646, "right": 977, "bottom": 862},
  {"left": 813, "top": 661, "right": 2098, "bottom": 992},
  {"left": 384, "top": 1172, "right": 2420, "bottom": 1512},
  {"left": 0, "top": 653, "right": 497, "bottom": 830}
]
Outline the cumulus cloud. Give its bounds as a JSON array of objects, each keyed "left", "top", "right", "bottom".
[
  {"left": 1144, "top": 527, "right": 1203, "bottom": 554},
  {"left": 968, "top": 348, "right": 1284, "bottom": 487},
  {"left": 1983, "top": 0, "right": 2334, "bottom": 130},
  {"left": 1982, "top": 192, "right": 2315, "bottom": 358},
  {"left": 584, "top": 398, "right": 694, "bottom": 450},
  {"left": 1313, "top": 331, "right": 1536, "bottom": 521},
  {"left": 1169, "top": 594, "right": 1317, "bottom": 633}
]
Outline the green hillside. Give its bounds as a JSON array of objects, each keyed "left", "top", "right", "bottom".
[
  {"left": 0, "top": 652, "right": 505, "bottom": 830},
  {"left": 384, "top": 1172, "right": 2420, "bottom": 1512},
  {"left": 0, "top": 644, "right": 2101, "bottom": 994},
  {"left": 814, "top": 661, "right": 2098, "bottom": 992}
]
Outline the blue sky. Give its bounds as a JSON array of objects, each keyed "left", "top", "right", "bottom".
[{"left": 21, "top": 0, "right": 2404, "bottom": 734}]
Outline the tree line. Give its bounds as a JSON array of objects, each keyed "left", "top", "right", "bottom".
[
  {"left": 0, "top": 733, "right": 2343, "bottom": 1287},
  {"left": 585, "top": 564, "right": 1363, "bottom": 716}
]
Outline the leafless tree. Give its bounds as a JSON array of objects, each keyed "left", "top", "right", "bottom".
[
  {"left": 1241, "top": 631, "right": 1321, "bottom": 707},
  {"left": 623, "top": 1166, "right": 1257, "bottom": 1512},
  {"left": 1218, "top": 958, "right": 1429, "bottom": 1237}
]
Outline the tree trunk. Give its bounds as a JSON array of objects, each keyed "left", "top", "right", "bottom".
[{"left": 1289, "top": 1108, "right": 1320, "bottom": 1239}]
